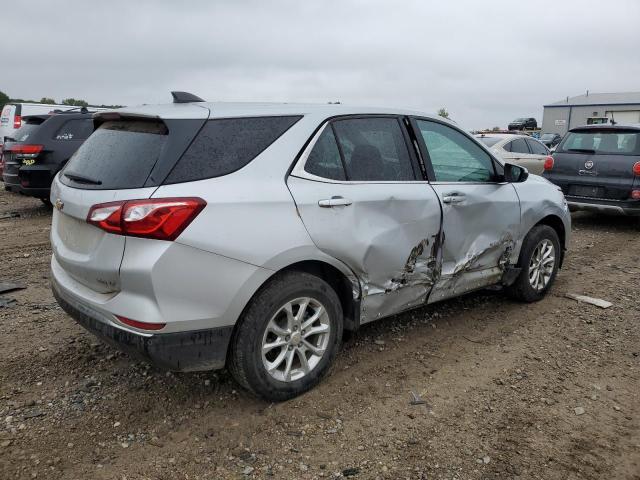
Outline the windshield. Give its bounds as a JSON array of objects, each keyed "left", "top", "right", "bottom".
[
  {"left": 513, "top": 118, "right": 526, "bottom": 122},
  {"left": 559, "top": 130, "right": 640, "bottom": 155},
  {"left": 540, "top": 133, "right": 556, "bottom": 141},
  {"left": 476, "top": 136, "right": 502, "bottom": 147}
]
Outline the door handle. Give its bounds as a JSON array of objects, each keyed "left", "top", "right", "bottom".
[
  {"left": 442, "top": 193, "right": 466, "bottom": 205},
  {"left": 318, "top": 196, "right": 353, "bottom": 208}
]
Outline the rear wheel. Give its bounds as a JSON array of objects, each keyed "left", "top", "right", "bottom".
[
  {"left": 506, "top": 225, "right": 560, "bottom": 302},
  {"left": 228, "top": 271, "right": 343, "bottom": 401}
]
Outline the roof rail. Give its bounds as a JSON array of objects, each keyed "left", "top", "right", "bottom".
[{"left": 171, "top": 91, "right": 205, "bottom": 104}]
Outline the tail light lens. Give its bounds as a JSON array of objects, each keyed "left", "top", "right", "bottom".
[
  {"left": 631, "top": 190, "right": 640, "bottom": 200},
  {"left": 8, "top": 144, "right": 43, "bottom": 159},
  {"left": 633, "top": 162, "right": 640, "bottom": 176},
  {"left": 543, "top": 156, "right": 554, "bottom": 171},
  {"left": 87, "top": 197, "right": 206, "bottom": 241},
  {"left": 13, "top": 115, "right": 21, "bottom": 129}
]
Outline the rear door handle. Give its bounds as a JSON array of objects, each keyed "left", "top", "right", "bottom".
[
  {"left": 318, "top": 196, "right": 353, "bottom": 208},
  {"left": 442, "top": 193, "right": 466, "bottom": 205}
]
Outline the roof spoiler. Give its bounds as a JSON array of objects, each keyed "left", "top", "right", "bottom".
[{"left": 171, "top": 91, "right": 204, "bottom": 103}]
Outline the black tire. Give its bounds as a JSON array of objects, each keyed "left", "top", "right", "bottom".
[
  {"left": 506, "top": 225, "right": 561, "bottom": 302},
  {"left": 228, "top": 271, "right": 343, "bottom": 401}
]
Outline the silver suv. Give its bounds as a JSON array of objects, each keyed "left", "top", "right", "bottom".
[{"left": 50, "top": 92, "right": 571, "bottom": 401}]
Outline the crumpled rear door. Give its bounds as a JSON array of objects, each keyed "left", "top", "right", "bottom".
[{"left": 288, "top": 175, "right": 442, "bottom": 323}]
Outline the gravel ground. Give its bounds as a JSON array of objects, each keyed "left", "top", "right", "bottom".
[{"left": 0, "top": 188, "right": 639, "bottom": 480}]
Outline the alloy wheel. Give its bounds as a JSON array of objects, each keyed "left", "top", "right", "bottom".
[
  {"left": 528, "top": 239, "right": 556, "bottom": 291},
  {"left": 261, "top": 297, "right": 331, "bottom": 382}
]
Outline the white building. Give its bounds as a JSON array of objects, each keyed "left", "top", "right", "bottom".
[{"left": 542, "top": 91, "right": 640, "bottom": 135}]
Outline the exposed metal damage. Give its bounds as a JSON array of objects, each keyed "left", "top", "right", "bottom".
[{"left": 359, "top": 231, "right": 516, "bottom": 321}]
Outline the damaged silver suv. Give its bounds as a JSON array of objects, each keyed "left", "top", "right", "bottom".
[{"left": 50, "top": 92, "right": 571, "bottom": 401}]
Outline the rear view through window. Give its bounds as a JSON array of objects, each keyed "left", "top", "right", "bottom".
[
  {"left": 165, "top": 116, "right": 301, "bottom": 184},
  {"left": 560, "top": 130, "right": 640, "bottom": 155},
  {"left": 61, "top": 120, "right": 168, "bottom": 189}
]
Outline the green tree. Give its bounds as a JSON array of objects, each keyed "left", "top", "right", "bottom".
[
  {"left": 61, "top": 98, "right": 89, "bottom": 107},
  {"left": 40, "top": 97, "right": 56, "bottom": 104},
  {"left": 0, "top": 90, "right": 9, "bottom": 108},
  {"left": 437, "top": 108, "right": 449, "bottom": 119}
]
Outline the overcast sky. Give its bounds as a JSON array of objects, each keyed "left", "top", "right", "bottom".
[{"left": 3, "top": 0, "right": 640, "bottom": 129}]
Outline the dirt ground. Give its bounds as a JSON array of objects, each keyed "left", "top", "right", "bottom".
[{"left": 0, "top": 188, "right": 639, "bottom": 480}]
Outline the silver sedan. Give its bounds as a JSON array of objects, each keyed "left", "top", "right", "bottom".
[{"left": 476, "top": 133, "right": 552, "bottom": 174}]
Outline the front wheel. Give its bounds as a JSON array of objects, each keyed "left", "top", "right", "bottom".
[
  {"left": 506, "top": 225, "right": 561, "bottom": 302},
  {"left": 228, "top": 271, "right": 343, "bottom": 401}
]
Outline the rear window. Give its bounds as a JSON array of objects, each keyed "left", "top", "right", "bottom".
[
  {"left": 11, "top": 118, "right": 47, "bottom": 142},
  {"left": 62, "top": 120, "right": 167, "bottom": 189},
  {"left": 476, "top": 137, "right": 501, "bottom": 147},
  {"left": 164, "top": 116, "right": 301, "bottom": 184},
  {"left": 559, "top": 130, "right": 640, "bottom": 155},
  {"left": 54, "top": 119, "right": 94, "bottom": 141}
]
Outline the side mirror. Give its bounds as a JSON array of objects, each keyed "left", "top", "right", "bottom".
[{"left": 504, "top": 163, "right": 529, "bottom": 183}]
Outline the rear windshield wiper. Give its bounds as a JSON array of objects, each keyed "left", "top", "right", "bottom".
[
  {"left": 566, "top": 148, "right": 596, "bottom": 154},
  {"left": 64, "top": 171, "right": 102, "bottom": 185}
]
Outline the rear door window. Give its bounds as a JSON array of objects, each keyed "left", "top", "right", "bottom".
[
  {"left": 527, "top": 139, "right": 548, "bottom": 155},
  {"left": 61, "top": 120, "right": 168, "bottom": 189},
  {"left": 331, "top": 117, "right": 416, "bottom": 181},
  {"left": 304, "top": 127, "right": 346, "bottom": 180},
  {"left": 54, "top": 119, "right": 94, "bottom": 141},
  {"left": 509, "top": 138, "right": 530, "bottom": 154},
  {"left": 165, "top": 116, "right": 301, "bottom": 184}
]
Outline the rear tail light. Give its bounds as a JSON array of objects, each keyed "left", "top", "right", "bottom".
[
  {"left": 543, "top": 156, "right": 554, "bottom": 171},
  {"left": 633, "top": 161, "right": 640, "bottom": 176},
  {"left": 116, "top": 315, "right": 166, "bottom": 331},
  {"left": 7, "top": 144, "right": 43, "bottom": 159},
  {"left": 13, "top": 115, "right": 21, "bottom": 129},
  {"left": 631, "top": 190, "right": 640, "bottom": 200},
  {"left": 87, "top": 197, "right": 206, "bottom": 241}
]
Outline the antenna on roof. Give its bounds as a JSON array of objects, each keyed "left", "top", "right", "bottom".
[{"left": 171, "top": 91, "right": 205, "bottom": 104}]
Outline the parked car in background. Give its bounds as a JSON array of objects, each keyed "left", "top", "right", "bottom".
[
  {"left": 540, "top": 133, "right": 562, "bottom": 149},
  {"left": 0, "top": 103, "right": 82, "bottom": 143},
  {"left": 475, "top": 133, "right": 551, "bottom": 174},
  {"left": 543, "top": 124, "right": 640, "bottom": 216},
  {"left": 2, "top": 109, "right": 96, "bottom": 204},
  {"left": 50, "top": 93, "right": 570, "bottom": 401},
  {"left": 1, "top": 103, "right": 87, "bottom": 174},
  {"left": 508, "top": 117, "right": 537, "bottom": 131}
]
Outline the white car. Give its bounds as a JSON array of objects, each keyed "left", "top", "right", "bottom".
[
  {"left": 50, "top": 92, "right": 571, "bottom": 401},
  {"left": 475, "top": 133, "right": 551, "bottom": 175}
]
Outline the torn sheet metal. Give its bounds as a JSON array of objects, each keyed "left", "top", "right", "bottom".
[
  {"left": 429, "top": 233, "right": 515, "bottom": 303},
  {"left": 361, "top": 232, "right": 443, "bottom": 322}
]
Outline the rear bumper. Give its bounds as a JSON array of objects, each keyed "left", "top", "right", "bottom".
[
  {"left": 52, "top": 276, "right": 234, "bottom": 372},
  {"left": 566, "top": 196, "right": 640, "bottom": 216}
]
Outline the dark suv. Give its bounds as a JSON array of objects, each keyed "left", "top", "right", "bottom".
[
  {"left": 543, "top": 124, "right": 640, "bottom": 216},
  {"left": 508, "top": 117, "right": 537, "bottom": 131},
  {"left": 2, "top": 109, "right": 94, "bottom": 203}
]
